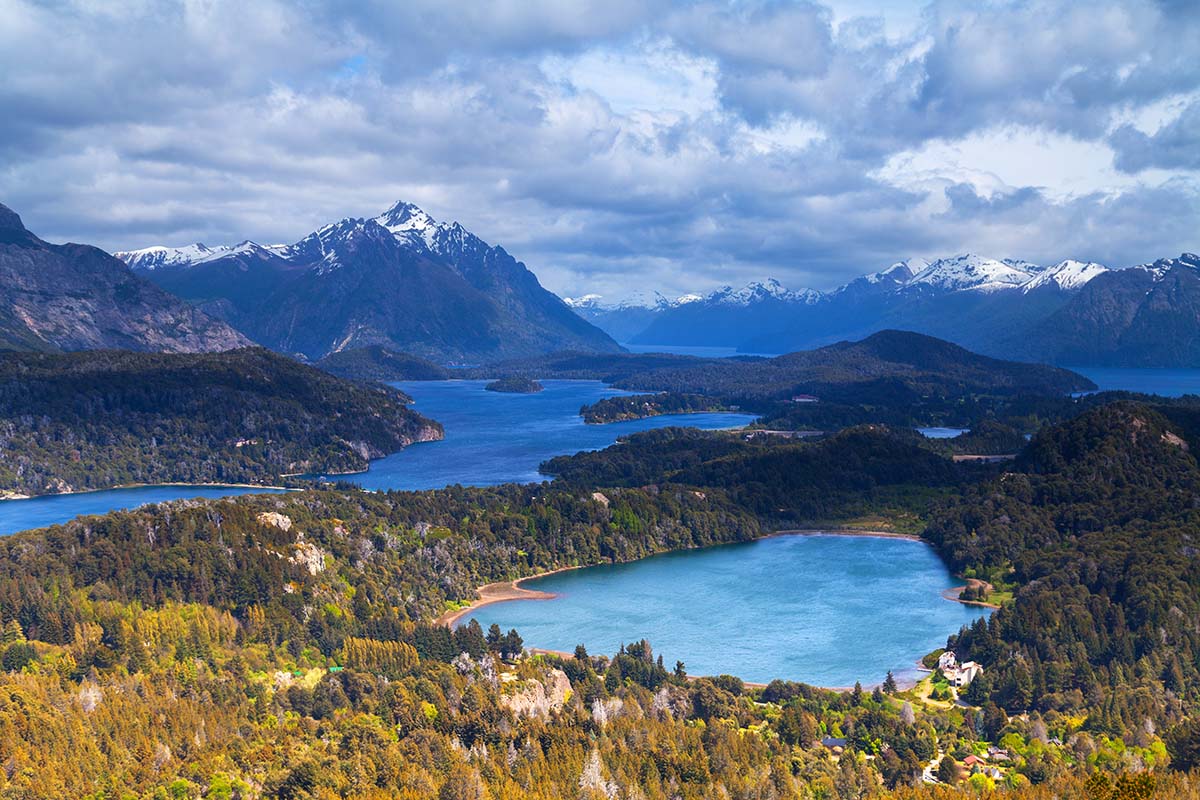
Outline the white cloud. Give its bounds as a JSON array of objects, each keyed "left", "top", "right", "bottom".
[{"left": 0, "top": 0, "right": 1196, "bottom": 304}]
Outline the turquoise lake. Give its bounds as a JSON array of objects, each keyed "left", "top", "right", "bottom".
[
  {"left": 0, "top": 379, "right": 754, "bottom": 535},
  {"left": 464, "top": 533, "right": 989, "bottom": 687},
  {"left": 917, "top": 427, "right": 969, "bottom": 439}
]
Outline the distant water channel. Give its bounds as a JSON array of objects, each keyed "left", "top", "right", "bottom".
[
  {"left": 465, "top": 533, "right": 990, "bottom": 687},
  {"left": 1071, "top": 367, "right": 1200, "bottom": 397},
  {"left": 0, "top": 380, "right": 755, "bottom": 535}
]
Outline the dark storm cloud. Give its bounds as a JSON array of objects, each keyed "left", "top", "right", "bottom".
[{"left": 0, "top": 0, "right": 1196, "bottom": 299}]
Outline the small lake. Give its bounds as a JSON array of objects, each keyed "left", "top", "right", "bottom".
[
  {"left": 0, "top": 380, "right": 754, "bottom": 535},
  {"left": 917, "top": 427, "right": 969, "bottom": 439},
  {"left": 464, "top": 533, "right": 989, "bottom": 687},
  {"left": 1071, "top": 367, "right": 1200, "bottom": 397}
]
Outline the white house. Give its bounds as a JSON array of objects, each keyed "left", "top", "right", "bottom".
[{"left": 938, "top": 651, "right": 983, "bottom": 687}]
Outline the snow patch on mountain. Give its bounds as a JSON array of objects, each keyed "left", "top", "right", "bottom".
[
  {"left": 116, "top": 243, "right": 226, "bottom": 270},
  {"left": 375, "top": 201, "right": 439, "bottom": 250},
  {"left": 866, "top": 260, "right": 924, "bottom": 284},
  {"left": 708, "top": 278, "right": 822, "bottom": 306},
  {"left": 1021, "top": 260, "right": 1109, "bottom": 292},
  {"left": 563, "top": 294, "right": 603, "bottom": 308},
  {"left": 1134, "top": 252, "right": 1200, "bottom": 280},
  {"left": 908, "top": 254, "right": 1042, "bottom": 293}
]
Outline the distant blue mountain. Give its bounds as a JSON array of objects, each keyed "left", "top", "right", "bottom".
[{"left": 569, "top": 253, "right": 1200, "bottom": 367}]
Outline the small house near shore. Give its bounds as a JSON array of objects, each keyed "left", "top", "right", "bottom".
[{"left": 938, "top": 650, "right": 983, "bottom": 687}]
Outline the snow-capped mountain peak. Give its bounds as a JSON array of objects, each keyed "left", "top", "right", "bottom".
[
  {"left": 563, "top": 294, "right": 603, "bottom": 309},
  {"left": 908, "top": 254, "right": 1042, "bottom": 293},
  {"left": 115, "top": 239, "right": 289, "bottom": 270},
  {"left": 115, "top": 243, "right": 227, "bottom": 270},
  {"left": 376, "top": 200, "right": 435, "bottom": 230},
  {"left": 1021, "top": 260, "right": 1109, "bottom": 293},
  {"left": 1134, "top": 252, "right": 1200, "bottom": 280},
  {"left": 869, "top": 260, "right": 924, "bottom": 284},
  {"left": 701, "top": 279, "right": 822, "bottom": 306}
]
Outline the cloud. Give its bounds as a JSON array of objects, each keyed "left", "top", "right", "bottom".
[
  {"left": 0, "top": 0, "right": 1196, "bottom": 301},
  {"left": 1110, "top": 99, "right": 1200, "bottom": 172}
]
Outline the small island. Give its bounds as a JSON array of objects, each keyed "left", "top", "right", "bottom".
[
  {"left": 485, "top": 376, "right": 544, "bottom": 394},
  {"left": 581, "top": 392, "right": 731, "bottom": 423}
]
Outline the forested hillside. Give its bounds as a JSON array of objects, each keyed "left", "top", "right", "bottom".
[
  {"left": 315, "top": 346, "right": 451, "bottom": 382},
  {"left": 0, "top": 402, "right": 1198, "bottom": 797},
  {"left": 0, "top": 348, "right": 442, "bottom": 496},
  {"left": 544, "top": 426, "right": 967, "bottom": 527},
  {"left": 925, "top": 403, "right": 1200, "bottom": 735}
]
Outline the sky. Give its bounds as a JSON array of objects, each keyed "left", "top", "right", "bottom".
[{"left": 1, "top": 0, "right": 1198, "bottom": 302}]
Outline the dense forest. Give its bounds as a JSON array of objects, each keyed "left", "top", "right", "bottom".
[
  {"left": 543, "top": 426, "right": 970, "bottom": 529},
  {"left": 315, "top": 346, "right": 451, "bottom": 382},
  {"left": 0, "top": 348, "right": 442, "bottom": 496},
  {"left": 1, "top": 391, "right": 1199, "bottom": 796},
  {"left": 580, "top": 392, "right": 732, "bottom": 423},
  {"left": 485, "top": 377, "right": 544, "bottom": 394},
  {"left": 924, "top": 404, "right": 1200, "bottom": 738}
]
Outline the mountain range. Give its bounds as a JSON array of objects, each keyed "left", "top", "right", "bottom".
[
  {"left": 570, "top": 253, "right": 1200, "bottom": 367},
  {"left": 0, "top": 203, "right": 247, "bottom": 353},
  {"left": 118, "top": 202, "right": 621, "bottom": 363}
]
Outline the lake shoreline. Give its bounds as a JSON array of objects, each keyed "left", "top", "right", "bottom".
[
  {"left": 769, "top": 527, "right": 924, "bottom": 542},
  {"left": 435, "top": 565, "right": 586, "bottom": 628},
  {"left": 0, "top": 481, "right": 295, "bottom": 503},
  {"left": 438, "top": 528, "right": 988, "bottom": 689},
  {"left": 941, "top": 579, "right": 1003, "bottom": 609},
  {"left": 776, "top": 529, "right": 1003, "bottom": 609},
  {"left": 440, "top": 530, "right": 953, "bottom": 630}
]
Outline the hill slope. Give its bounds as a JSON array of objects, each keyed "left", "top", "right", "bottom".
[
  {"left": 0, "top": 347, "right": 442, "bottom": 496},
  {"left": 926, "top": 402, "right": 1200, "bottom": 727},
  {"left": 119, "top": 202, "right": 622, "bottom": 363},
  {"left": 315, "top": 346, "right": 451, "bottom": 382},
  {"left": 0, "top": 203, "right": 249, "bottom": 353},
  {"left": 490, "top": 331, "right": 1093, "bottom": 404}
]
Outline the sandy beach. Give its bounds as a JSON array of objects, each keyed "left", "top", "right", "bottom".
[{"left": 435, "top": 565, "right": 584, "bottom": 628}]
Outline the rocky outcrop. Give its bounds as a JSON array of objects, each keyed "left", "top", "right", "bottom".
[{"left": 0, "top": 202, "right": 249, "bottom": 353}]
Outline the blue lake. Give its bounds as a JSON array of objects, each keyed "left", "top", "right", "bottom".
[
  {"left": 465, "top": 533, "right": 989, "bottom": 687},
  {"left": 917, "top": 427, "right": 969, "bottom": 439},
  {"left": 325, "top": 379, "right": 754, "bottom": 491},
  {"left": 0, "top": 380, "right": 754, "bottom": 535},
  {"left": 1071, "top": 367, "right": 1200, "bottom": 397}
]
